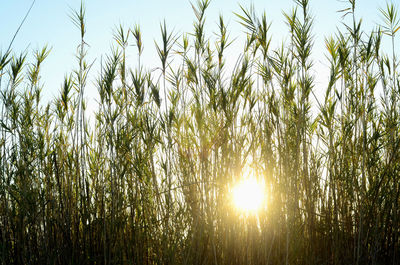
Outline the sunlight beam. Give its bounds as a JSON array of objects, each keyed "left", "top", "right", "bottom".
[{"left": 232, "top": 178, "right": 265, "bottom": 213}]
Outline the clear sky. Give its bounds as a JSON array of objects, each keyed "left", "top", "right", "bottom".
[{"left": 0, "top": 0, "right": 394, "bottom": 104}]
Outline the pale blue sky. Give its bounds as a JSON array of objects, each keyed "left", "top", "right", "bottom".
[{"left": 0, "top": 0, "right": 394, "bottom": 104}]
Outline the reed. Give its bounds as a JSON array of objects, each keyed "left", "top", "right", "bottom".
[{"left": 0, "top": 0, "right": 399, "bottom": 264}]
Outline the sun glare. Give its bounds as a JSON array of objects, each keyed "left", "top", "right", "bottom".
[{"left": 232, "top": 178, "right": 265, "bottom": 213}]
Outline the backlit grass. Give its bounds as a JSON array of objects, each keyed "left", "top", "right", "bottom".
[{"left": 1, "top": 0, "right": 399, "bottom": 264}]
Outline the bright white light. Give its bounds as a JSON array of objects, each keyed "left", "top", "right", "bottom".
[{"left": 232, "top": 178, "right": 265, "bottom": 212}]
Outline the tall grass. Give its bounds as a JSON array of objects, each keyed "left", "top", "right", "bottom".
[{"left": 1, "top": 0, "right": 399, "bottom": 264}]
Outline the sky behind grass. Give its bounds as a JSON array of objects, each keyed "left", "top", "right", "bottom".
[{"left": 0, "top": 0, "right": 394, "bottom": 105}]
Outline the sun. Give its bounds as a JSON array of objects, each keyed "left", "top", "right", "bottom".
[{"left": 232, "top": 178, "right": 265, "bottom": 213}]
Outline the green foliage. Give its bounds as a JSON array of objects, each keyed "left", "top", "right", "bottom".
[{"left": 1, "top": 0, "right": 400, "bottom": 264}]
